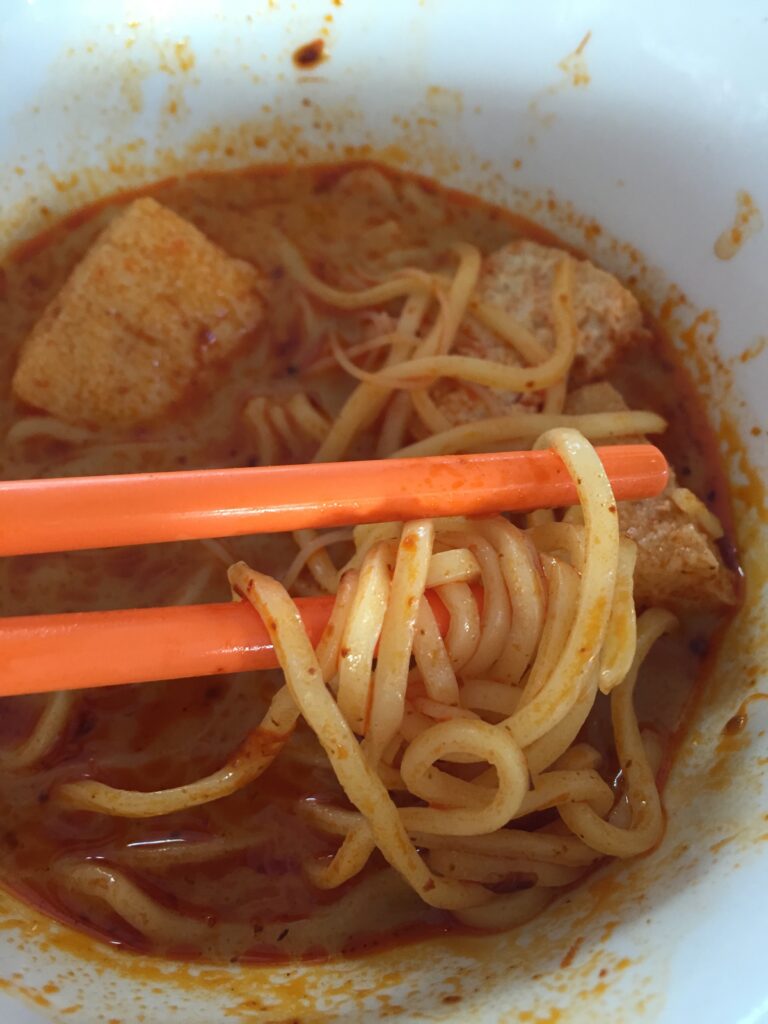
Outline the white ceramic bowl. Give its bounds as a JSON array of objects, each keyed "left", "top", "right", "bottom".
[{"left": 1, "top": 2, "right": 767, "bottom": 1021}]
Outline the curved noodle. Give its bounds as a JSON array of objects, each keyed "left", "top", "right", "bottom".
[
  {"left": 557, "top": 609, "right": 677, "bottom": 857},
  {"left": 500, "top": 428, "right": 619, "bottom": 749},
  {"left": 57, "top": 685, "right": 299, "bottom": 816},
  {"left": 0, "top": 692, "right": 74, "bottom": 770},
  {"left": 228, "top": 560, "right": 489, "bottom": 911},
  {"left": 61, "top": 859, "right": 424, "bottom": 959},
  {"left": 52, "top": 428, "right": 678, "bottom": 935},
  {"left": 276, "top": 230, "right": 433, "bottom": 309},
  {"left": 336, "top": 542, "right": 391, "bottom": 731},
  {"left": 352, "top": 257, "right": 576, "bottom": 392},
  {"left": 392, "top": 410, "right": 667, "bottom": 459}
]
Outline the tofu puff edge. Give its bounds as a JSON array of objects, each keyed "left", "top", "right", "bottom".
[
  {"left": 565, "top": 383, "right": 737, "bottom": 612},
  {"left": 12, "top": 198, "right": 265, "bottom": 427},
  {"left": 434, "top": 238, "right": 650, "bottom": 425}
]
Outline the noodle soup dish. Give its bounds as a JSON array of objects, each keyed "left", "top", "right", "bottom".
[{"left": 0, "top": 163, "right": 740, "bottom": 962}]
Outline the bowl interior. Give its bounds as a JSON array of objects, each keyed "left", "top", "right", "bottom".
[{"left": 1, "top": 2, "right": 767, "bottom": 1022}]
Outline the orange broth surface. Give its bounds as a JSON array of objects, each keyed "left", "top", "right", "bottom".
[{"left": 0, "top": 162, "right": 738, "bottom": 963}]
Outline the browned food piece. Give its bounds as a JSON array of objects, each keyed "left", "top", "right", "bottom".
[
  {"left": 565, "top": 383, "right": 737, "bottom": 611},
  {"left": 563, "top": 381, "right": 630, "bottom": 417},
  {"left": 434, "top": 240, "right": 649, "bottom": 425},
  {"left": 619, "top": 491, "right": 737, "bottom": 610},
  {"left": 471, "top": 240, "right": 646, "bottom": 378},
  {"left": 13, "top": 198, "right": 264, "bottom": 427},
  {"left": 562, "top": 380, "right": 646, "bottom": 444}
]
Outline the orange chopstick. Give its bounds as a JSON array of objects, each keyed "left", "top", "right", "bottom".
[
  {"left": 0, "top": 589, "right": 462, "bottom": 696},
  {"left": 0, "top": 444, "right": 668, "bottom": 697},
  {"left": 0, "top": 445, "right": 667, "bottom": 556}
]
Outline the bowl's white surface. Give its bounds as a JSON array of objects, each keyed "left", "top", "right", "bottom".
[{"left": 1, "top": 2, "right": 767, "bottom": 1022}]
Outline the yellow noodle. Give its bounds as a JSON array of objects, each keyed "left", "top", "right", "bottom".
[
  {"left": 468, "top": 300, "right": 550, "bottom": 364},
  {"left": 436, "top": 581, "right": 481, "bottom": 670},
  {"left": 286, "top": 391, "right": 332, "bottom": 443},
  {"left": 598, "top": 537, "right": 638, "bottom": 694},
  {"left": 454, "top": 886, "right": 554, "bottom": 929},
  {"left": 412, "top": 828, "right": 602, "bottom": 867},
  {"left": 343, "top": 524, "right": 400, "bottom": 572},
  {"left": 304, "top": 825, "right": 377, "bottom": 889},
  {"left": 267, "top": 402, "right": 296, "bottom": 448},
  {"left": 365, "top": 520, "right": 434, "bottom": 758},
  {"left": 524, "top": 666, "right": 600, "bottom": 775},
  {"left": 313, "top": 330, "right": 422, "bottom": 464},
  {"left": 399, "top": 708, "right": 436, "bottom": 744},
  {"left": 296, "top": 290, "right": 430, "bottom": 588},
  {"left": 446, "top": 531, "right": 511, "bottom": 677},
  {"left": 200, "top": 537, "right": 236, "bottom": 568},
  {"left": 397, "top": 719, "right": 528, "bottom": 836},
  {"left": 438, "top": 242, "right": 483, "bottom": 355},
  {"left": 554, "top": 742, "right": 603, "bottom": 773},
  {"left": 364, "top": 257, "right": 576, "bottom": 392},
  {"left": 276, "top": 230, "right": 432, "bottom": 308},
  {"left": 63, "top": 861, "right": 238, "bottom": 949},
  {"left": 243, "top": 396, "right": 280, "bottom": 466},
  {"left": 300, "top": 801, "right": 362, "bottom": 837},
  {"left": 375, "top": 390, "right": 414, "bottom": 457},
  {"left": 117, "top": 833, "right": 265, "bottom": 870},
  {"left": 424, "top": 548, "right": 480, "bottom": 588},
  {"left": 57, "top": 684, "right": 299, "bottom": 816},
  {"left": 281, "top": 528, "right": 354, "bottom": 592},
  {"left": 476, "top": 517, "right": 546, "bottom": 685},
  {"left": 337, "top": 543, "right": 391, "bottom": 732},
  {"left": 63, "top": 860, "right": 422, "bottom": 958},
  {"left": 49, "top": 420, "right": 679, "bottom": 934},
  {"left": 513, "top": 769, "right": 614, "bottom": 819},
  {"left": 609, "top": 729, "right": 664, "bottom": 829},
  {"left": 500, "top": 428, "right": 619, "bottom": 749},
  {"left": 543, "top": 377, "right": 567, "bottom": 414},
  {"left": 529, "top": 520, "right": 586, "bottom": 568},
  {"left": 392, "top": 409, "right": 667, "bottom": 458},
  {"left": 291, "top": 528, "right": 340, "bottom": 593},
  {"left": 307, "top": 333, "right": 410, "bottom": 377},
  {"left": 671, "top": 486, "right": 724, "bottom": 539},
  {"left": 411, "top": 387, "right": 453, "bottom": 434},
  {"left": 460, "top": 680, "right": 522, "bottom": 718},
  {"left": 317, "top": 569, "right": 359, "bottom": 685},
  {"left": 412, "top": 598, "right": 460, "bottom": 705},
  {"left": 557, "top": 609, "right": 677, "bottom": 857},
  {"left": 0, "top": 692, "right": 74, "bottom": 770},
  {"left": 518, "top": 556, "right": 580, "bottom": 706},
  {"left": 427, "top": 849, "right": 586, "bottom": 888},
  {"left": 229, "top": 562, "right": 488, "bottom": 910},
  {"left": 410, "top": 696, "right": 475, "bottom": 721},
  {"left": 331, "top": 332, "right": 424, "bottom": 391},
  {"left": 5, "top": 415, "right": 98, "bottom": 446},
  {"left": 526, "top": 509, "right": 555, "bottom": 531}
]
